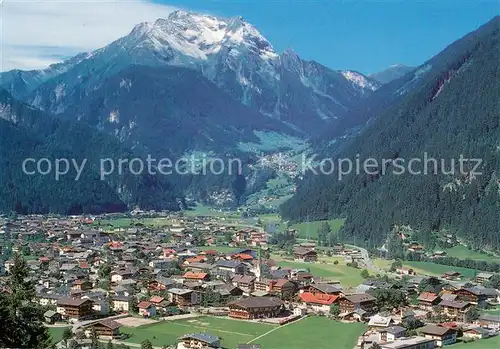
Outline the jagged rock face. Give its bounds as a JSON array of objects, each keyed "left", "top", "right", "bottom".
[{"left": 0, "top": 53, "right": 92, "bottom": 100}]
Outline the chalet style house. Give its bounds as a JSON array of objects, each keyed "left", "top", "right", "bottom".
[
  {"left": 442, "top": 271, "right": 461, "bottom": 280},
  {"left": 380, "top": 336, "right": 436, "bottom": 349},
  {"left": 231, "top": 275, "right": 256, "bottom": 294},
  {"left": 183, "top": 271, "right": 210, "bottom": 282},
  {"left": 299, "top": 292, "right": 339, "bottom": 313},
  {"left": 180, "top": 333, "right": 221, "bottom": 348},
  {"left": 419, "top": 324, "right": 457, "bottom": 347},
  {"left": 454, "top": 287, "right": 488, "bottom": 306},
  {"left": 111, "top": 295, "right": 130, "bottom": 313},
  {"left": 475, "top": 272, "right": 494, "bottom": 284},
  {"left": 71, "top": 279, "right": 93, "bottom": 292},
  {"left": 213, "top": 260, "right": 247, "bottom": 277},
  {"left": 339, "top": 293, "right": 377, "bottom": 315},
  {"left": 462, "top": 327, "right": 492, "bottom": 340},
  {"left": 378, "top": 326, "right": 406, "bottom": 343},
  {"left": 150, "top": 296, "right": 171, "bottom": 313},
  {"left": 293, "top": 247, "right": 318, "bottom": 262},
  {"left": 85, "top": 320, "right": 121, "bottom": 338},
  {"left": 253, "top": 278, "right": 297, "bottom": 299},
  {"left": 305, "top": 283, "right": 342, "bottom": 296},
  {"left": 228, "top": 297, "right": 283, "bottom": 319},
  {"left": 167, "top": 288, "right": 201, "bottom": 307},
  {"left": 137, "top": 301, "right": 156, "bottom": 317},
  {"left": 417, "top": 292, "right": 441, "bottom": 310},
  {"left": 56, "top": 298, "right": 93, "bottom": 321},
  {"left": 438, "top": 300, "right": 473, "bottom": 322}
]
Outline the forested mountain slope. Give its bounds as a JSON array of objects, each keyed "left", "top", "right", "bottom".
[
  {"left": 0, "top": 89, "right": 181, "bottom": 214},
  {"left": 282, "top": 16, "right": 500, "bottom": 249},
  {"left": 60, "top": 64, "right": 297, "bottom": 157}
]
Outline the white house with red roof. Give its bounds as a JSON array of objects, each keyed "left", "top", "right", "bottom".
[
  {"left": 137, "top": 301, "right": 156, "bottom": 317},
  {"left": 299, "top": 292, "right": 339, "bottom": 313}
]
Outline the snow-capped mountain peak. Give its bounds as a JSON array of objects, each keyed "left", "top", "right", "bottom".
[
  {"left": 126, "top": 10, "right": 277, "bottom": 62},
  {"left": 3, "top": 9, "right": 380, "bottom": 136}
]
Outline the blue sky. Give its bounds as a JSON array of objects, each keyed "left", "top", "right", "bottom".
[
  {"left": 156, "top": 0, "right": 499, "bottom": 74},
  {"left": 1, "top": 0, "right": 498, "bottom": 73}
]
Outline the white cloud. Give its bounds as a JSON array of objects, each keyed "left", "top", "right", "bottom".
[{"left": 0, "top": 0, "right": 178, "bottom": 71}]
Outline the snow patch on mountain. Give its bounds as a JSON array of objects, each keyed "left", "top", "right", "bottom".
[
  {"left": 342, "top": 70, "right": 379, "bottom": 91},
  {"left": 120, "top": 78, "right": 132, "bottom": 89},
  {"left": 54, "top": 83, "right": 66, "bottom": 101},
  {"left": 0, "top": 103, "right": 17, "bottom": 123},
  {"left": 108, "top": 110, "right": 120, "bottom": 123}
]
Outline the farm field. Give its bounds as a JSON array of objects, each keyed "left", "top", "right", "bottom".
[
  {"left": 272, "top": 254, "right": 364, "bottom": 287},
  {"left": 258, "top": 213, "right": 281, "bottom": 222},
  {"left": 265, "top": 194, "right": 294, "bottom": 207},
  {"left": 258, "top": 213, "right": 285, "bottom": 230},
  {"left": 443, "top": 245, "right": 499, "bottom": 262},
  {"left": 373, "top": 258, "right": 488, "bottom": 280},
  {"left": 184, "top": 204, "right": 241, "bottom": 218},
  {"left": 403, "top": 261, "right": 478, "bottom": 278},
  {"left": 121, "top": 316, "right": 365, "bottom": 349},
  {"left": 255, "top": 316, "right": 367, "bottom": 349},
  {"left": 198, "top": 245, "right": 241, "bottom": 253},
  {"left": 121, "top": 316, "right": 274, "bottom": 348},
  {"left": 289, "top": 219, "right": 345, "bottom": 239},
  {"left": 47, "top": 327, "right": 70, "bottom": 344},
  {"left": 482, "top": 305, "right": 500, "bottom": 315},
  {"left": 373, "top": 258, "right": 394, "bottom": 271},
  {"left": 453, "top": 336, "right": 500, "bottom": 349}
]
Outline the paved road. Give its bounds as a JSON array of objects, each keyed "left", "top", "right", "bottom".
[{"left": 356, "top": 245, "right": 379, "bottom": 272}]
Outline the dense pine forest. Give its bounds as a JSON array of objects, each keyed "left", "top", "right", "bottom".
[
  {"left": 0, "top": 89, "right": 181, "bottom": 214},
  {"left": 0, "top": 88, "right": 264, "bottom": 213},
  {"left": 282, "top": 17, "right": 500, "bottom": 250}
]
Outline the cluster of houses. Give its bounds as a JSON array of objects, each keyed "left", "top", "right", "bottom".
[
  {"left": 356, "top": 278, "right": 500, "bottom": 349},
  {"left": 0, "top": 214, "right": 499, "bottom": 349}
]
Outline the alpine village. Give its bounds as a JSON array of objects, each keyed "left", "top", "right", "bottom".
[{"left": 0, "top": 3, "right": 499, "bottom": 349}]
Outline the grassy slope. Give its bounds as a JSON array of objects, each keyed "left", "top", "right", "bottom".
[
  {"left": 443, "top": 245, "right": 499, "bottom": 262},
  {"left": 373, "top": 258, "right": 393, "bottom": 270},
  {"left": 373, "top": 258, "right": 481, "bottom": 279},
  {"left": 403, "top": 261, "right": 478, "bottom": 278},
  {"left": 47, "top": 327, "right": 70, "bottom": 344},
  {"left": 272, "top": 255, "right": 364, "bottom": 287},
  {"left": 453, "top": 336, "right": 500, "bottom": 349},
  {"left": 256, "top": 317, "right": 366, "bottom": 349},
  {"left": 289, "top": 219, "right": 345, "bottom": 239}
]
